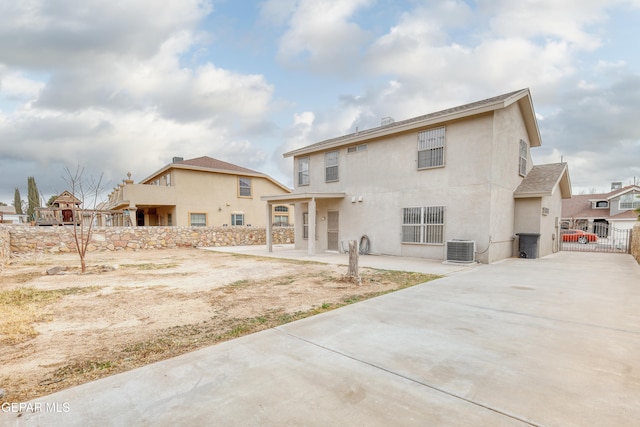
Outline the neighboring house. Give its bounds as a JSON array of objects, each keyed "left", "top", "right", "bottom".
[
  {"left": 562, "top": 183, "right": 640, "bottom": 235},
  {"left": 0, "top": 206, "right": 28, "bottom": 224},
  {"left": 106, "top": 156, "right": 292, "bottom": 228},
  {"left": 263, "top": 89, "right": 571, "bottom": 263}
]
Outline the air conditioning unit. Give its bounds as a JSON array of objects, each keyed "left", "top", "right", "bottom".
[{"left": 446, "top": 240, "right": 475, "bottom": 263}]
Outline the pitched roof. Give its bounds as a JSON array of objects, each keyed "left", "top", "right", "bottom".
[
  {"left": 284, "top": 88, "right": 541, "bottom": 157},
  {"left": 562, "top": 185, "right": 640, "bottom": 219},
  {"left": 514, "top": 163, "right": 571, "bottom": 199},
  {"left": 173, "top": 156, "right": 261, "bottom": 175},
  {"left": 0, "top": 206, "right": 16, "bottom": 214},
  {"left": 140, "top": 156, "right": 291, "bottom": 193}
]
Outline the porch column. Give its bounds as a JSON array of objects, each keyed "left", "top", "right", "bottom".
[
  {"left": 308, "top": 197, "right": 316, "bottom": 256},
  {"left": 266, "top": 202, "right": 273, "bottom": 252},
  {"left": 128, "top": 205, "right": 137, "bottom": 227}
]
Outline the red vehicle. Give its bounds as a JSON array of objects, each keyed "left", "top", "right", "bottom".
[{"left": 561, "top": 229, "right": 598, "bottom": 244}]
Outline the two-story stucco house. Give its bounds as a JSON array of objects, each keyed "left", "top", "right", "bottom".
[
  {"left": 263, "top": 89, "right": 571, "bottom": 263},
  {"left": 106, "top": 156, "right": 292, "bottom": 228}
]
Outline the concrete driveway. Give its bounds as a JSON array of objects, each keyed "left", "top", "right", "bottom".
[{"left": 2, "top": 251, "right": 639, "bottom": 426}]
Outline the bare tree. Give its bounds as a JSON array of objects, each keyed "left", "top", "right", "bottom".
[{"left": 63, "top": 166, "right": 105, "bottom": 273}]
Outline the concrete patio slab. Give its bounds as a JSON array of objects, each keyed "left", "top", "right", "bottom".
[
  {"left": 2, "top": 251, "right": 639, "bottom": 426},
  {"left": 202, "top": 244, "right": 478, "bottom": 276}
]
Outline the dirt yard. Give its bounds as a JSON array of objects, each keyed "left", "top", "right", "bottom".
[{"left": 0, "top": 248, "right": 438, "bottom": 403}]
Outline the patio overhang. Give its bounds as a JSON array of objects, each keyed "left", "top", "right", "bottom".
[
  {"left": 262, "top": 192, "right": 346, "bottom": 255},
  {"left": 261, "top": 192, "right": 346, "bottom": 204}
]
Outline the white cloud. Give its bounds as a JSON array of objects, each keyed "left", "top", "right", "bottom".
[
  {"left": 276, "top": 0, "right": 373, "bottom": 74},
  {"left": 0, "top": 68, "right": 45, "bottom": 101}
]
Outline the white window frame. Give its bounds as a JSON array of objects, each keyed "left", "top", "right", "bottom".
[
  {"left": 402, "top": 206, "right": 445, "bottom": 244},
  {"left": 619, "top": 193, "right": 640, "bottom": 210},
  {"left": 298, "top": 157, "right": 310, "bottom": 186},
  {"left": 238, "top": 177, "right": 252, "bottom": 197},
  {"left": 231, "top": 213, "right": 245, "bottom": 226},
  {"left": 190, "top": 213, "right": 206, "bottom": 227},
  {"left": 347, "top": 144, "right": 367, "bottom": 153},
  {"left": 417, "top": 127, "right": 445, "bottom": 169},
  {"left": 325, "top": 151, "right": 339, "bottom": 182},
  {"left": 519, "top": 139, "right": 528, "bottom": 177}
]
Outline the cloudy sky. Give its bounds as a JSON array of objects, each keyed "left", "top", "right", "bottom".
[{"left": 1, "top": 0, "right": 639, "bottom": 206}]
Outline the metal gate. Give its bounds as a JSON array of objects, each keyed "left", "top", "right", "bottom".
[{"left": 561, "top": 224, "right": 632, "bottom": 253}]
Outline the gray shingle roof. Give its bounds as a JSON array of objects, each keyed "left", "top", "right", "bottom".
[{"left": 514, "top": 163, "right": 570, "bottom": 197}]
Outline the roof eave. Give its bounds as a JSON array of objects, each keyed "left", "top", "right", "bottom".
[{"left": 284, "top": 89, "right": 539, "bottom": 158}]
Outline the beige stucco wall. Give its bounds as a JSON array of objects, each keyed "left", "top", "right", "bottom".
[
  {"left": 124, "top": 169, "right": 292, "bottom": 228},
  {"left": 292, "top": 104, "right": 534, "bottom": 263}
]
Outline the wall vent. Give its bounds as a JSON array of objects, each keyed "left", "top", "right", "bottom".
[{"left": 446, "top": 240, "right": 475, "bottom": 263}]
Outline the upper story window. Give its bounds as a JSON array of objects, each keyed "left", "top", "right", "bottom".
[
  {"left": 238, "top": 177, "right": 252, "bottom": 197},
  {"left": 593, "top": 201, "right": 609, "bottom": 209},
  {"left": 519, "top": 139, "right": 528, "bottom": 176},
  {"left": 165, "top": 173, "right": 171, "bottom": 186},
  {"left": 418, "top": 127, "right": 445, "bottom": 169},
  {"left": 619, "top": 193, "right": 640, "bottom": 210},
  {"left": 298, "top": 157, "right": 310, "bottom": 186},
  {"left": 347, "top": 144, "right": 367, "bottom": 153},
  {"left": 325, "top": 151, "right": 339, "bottom": 182}
]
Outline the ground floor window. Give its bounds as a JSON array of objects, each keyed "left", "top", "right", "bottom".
[
  {"left": 232, "top": 213, "right": 244, "bottom": 226},
  {"left": 402, "top": 206, "right": 445, "bottom": 244},
  {"left": 167, "top": 213, "right": 172, "bottom": 226},
  {"left": 190, "top": 213, "right": 206, "bottom": 227},
  {"left": 274, "top": 215, "right": 289, "bottom": 226}
]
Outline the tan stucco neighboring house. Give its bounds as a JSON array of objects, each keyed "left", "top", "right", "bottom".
[
  {"left": 562, "top": 183, "right": 640, "bottom": 235},
  {"left": 106, "top": 156, "right": 293, "bottom": 227},
  {"left": 263, "top": 88, "right": 571, "bottom": 263}
]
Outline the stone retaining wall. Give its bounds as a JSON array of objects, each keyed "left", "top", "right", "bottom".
[
  {"left": 0, "top": 226, "right": 10, "bottom": 270},
  {"left": 632, "top": 223, "right": 640, "bottom": 264},
  {"left": 7, "top": 225, "right": 294, "bottom": 254}
]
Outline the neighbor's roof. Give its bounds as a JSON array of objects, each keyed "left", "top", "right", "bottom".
[
  {"left": 174, "top": 156, "right": 262, "bottom": 175},
  {"left": 0, "top": 206, "right": 16, "bottom": 214},
  {"left": 562, "top": 185, "right": 640, "bottom": 219},
  {"left": 141, "top": 156, "right": 291, "bottom": 193},
  {"left": 284, "top": 88, "right": 541, "bottom": 158},
  {"left": 514, "top": 163, "right": 572, "bottom": 199}
]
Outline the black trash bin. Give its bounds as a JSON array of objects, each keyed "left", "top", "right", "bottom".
[{"left": 516, "top": 233, "right": 540, "bottom": 258}]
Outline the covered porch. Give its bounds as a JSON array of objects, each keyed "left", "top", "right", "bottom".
[{"left": 261, "top": 192, "right": 345, "bottom": 255}]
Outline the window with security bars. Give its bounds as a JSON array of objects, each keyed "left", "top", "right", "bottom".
[
  {"left": 325, "top": 151, "right": 339, "bottom": 182},
  {"left": 519, "top": 139, "right": 528, "bottom": 176},
  {"left": 418, "top": 127, "right": 445, "bottom": 169},
  {"left": 238, "top": 177, "right": 252, "bottom": 197},
  {"left": 402, "top": 206, "right": 444, "bottom": 244},
  {"left": 298, "top": 157, "right": 310, "bottom": 186}
]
